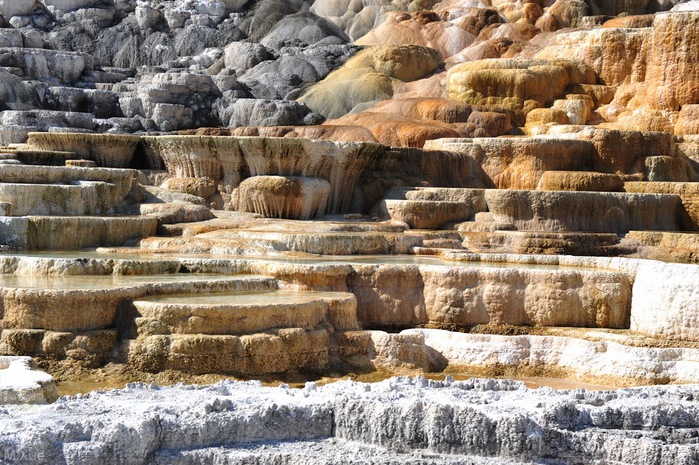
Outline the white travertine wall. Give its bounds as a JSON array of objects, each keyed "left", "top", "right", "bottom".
[{"left": 629, "top": 260, "right": 699, "bottom": 340}]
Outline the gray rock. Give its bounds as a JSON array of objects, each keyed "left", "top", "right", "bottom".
[
  {"left": 20, "top": 29, "right": 47, "bottom": 48},
  {"left": 137, "top": 71, "right": 220, "bottom": 129},
  {"left": 164, "top": 8, "right": 189, "bottom": 30},
  {"left": 242, "top": 0, "right": 313, "bottom": 42},
  {"left": 238, "top": 55, "right": 320, "bottom": 100},
  {"left": 218, "top": 98, "right": 323, "bottom": 127},
  {"left": 0, "top": 0, "right": 352, "bottom": 133},
  {"left": 151, "top": 103, "right": 193, "bottom": 132},
  {"left": 260, "top": 11, "right": 350, "bottom": 49},
  {"left": 103, "top": 117, "right": 145, "bottom": 133},
  {"left": 211, "top": 74, "right": 242, "bottom": 93},
  {"left": 0, "top": 47, "right": 92, "bottom": 84},
  {"left": 135, "top": 4, "right": 165, "bottom": 30},
  {"left": 0, "top": 125, "right": 32, "bottom": 145},
  {"left": 296, "top": 42, "right": 361, "bottom": 77},
  {"left": 223, "top": 41, "right": 272, "bottom": 75},
  {"left": 44, "top": 0, "right": 104, "bottom": 14},
  {"left": 1, "top": 109, "right": 96, "bottom": 131},
  {"left": 0, "top": 69, "right": 40, "bottom": 110},
  {"left": 118, "top": 95, "right": 145, "bottom": 118},
  {"left": 0, "top": 28, "right": 23, "bottom": 47},
  {"left": 0, "top": 0, "right": 36, "bottom": 18},
  {"left": 71, "top": 6, "right": 116, "bottom": 28},
  {"left": 44, "top": 87, "right": 121, "bottom": 118}
]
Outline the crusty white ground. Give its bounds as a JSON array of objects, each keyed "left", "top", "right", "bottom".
[{"left": 1, "top": 377, "right": 699, "bottom": 464}]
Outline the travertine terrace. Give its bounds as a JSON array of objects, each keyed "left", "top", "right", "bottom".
[{"left": 0, "top": 0, "right": 698, "bottom": 463}]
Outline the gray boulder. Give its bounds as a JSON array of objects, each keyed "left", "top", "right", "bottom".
[
  {"left": 223, "top": 41, "right": 272, "bottom": 75},
  {"left": 218, "top": 98, "right": 323, "bottom": 127},
  {"left": 0, "top": 69, "right": 40, "bottom": 110},
  {"left": 260, "top": 11, "right": 350, "bottom": 49}
]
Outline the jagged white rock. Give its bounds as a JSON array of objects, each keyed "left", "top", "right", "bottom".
[
  {"left": 1, "top": 377, "right": 699, "bottom": 464},
  {"left": 0, "top": 356, "right": 56, "bottom": 404}
]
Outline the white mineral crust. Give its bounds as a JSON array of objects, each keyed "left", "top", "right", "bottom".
[{"left": 0, "top": 377, "right": 698, "bottom": 464}]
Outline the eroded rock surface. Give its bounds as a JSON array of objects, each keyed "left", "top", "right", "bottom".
[
  {"left": 0, "top": 0, "right": 697, "bottom": 449},
  {"left": 2, "top": 377, "right": 699, "bottom": 464}
]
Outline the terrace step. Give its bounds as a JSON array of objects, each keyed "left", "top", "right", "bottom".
[
  {"left": 0, "top": 274, "right": 279, "bottom": 361},
  {"left": 483, "top": 189, "right": 683, "bottom": 234},
  {"left": 13, "top": 149, "right": 80, "bottom": 166},
  {"left": 378, "top": 187, "right": 488, "bottom": 230},
  {"left": 137, "top": 230, "right": 425, "bottom": 255},
  {"left": 127, "top": 289, "right": 359, "bottom": 375},
  {"left": 134, "top": 290, "right": 358, "bottom": 336},
  {"left": 380, "top": 199, "right": 471, "bottom": 230},
  {"left": 624, "top": 231, "right": 699, "bottom": 263},
  {"left": 461, "top": 230, "right": 621, "bottom": 255},
  {"left": 0, "top": 164, "right": 134, "bottom": 216},
  {"left": 0, "top": 215, "right": 158, "bottom": 250},
  {"left": 139, "top": 203, "right": 215, "bottom": 225},
  {"left": 0, "top": 181, "right": 120, "bottom": 216},
  {"left": 127, "top": 329, "right": 331, "bottom": 375}
]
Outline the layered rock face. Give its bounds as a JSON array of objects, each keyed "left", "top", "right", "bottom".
[
  {"left": 142, "top": 135, "right": 385, "bottom": 213},
  {"left": 0, "top": 6, "right": 698, "bottom": 463},
  {"left": 348, "top": 262, "right": 631, "bottom": 329},
  {"left": 0, "top": 0, "right": 364, "bottom": 138},
  {"left": 236, "top": 176, "right": 331, "bottom": 220},
  {"left": 0, "top": 0, "right": 697, "bottom": 195}
]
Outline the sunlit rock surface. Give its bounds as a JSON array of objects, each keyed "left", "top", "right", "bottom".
[
  {"left": 447, "top": 58, "right": 596, "bottom": 124},
  {"left": 0, "top": 0, "right": 695, "bottom": 149},
  {"left": 398, "top": 329, "right": 699, "bottom": 385},
  {"left": 142, "top": 136, "right": 384, "bottom": 212},
  {"left": 24, "top": 132, "right": 140, "bottom": 168},
  {"left": 236, "top": 175, "right": 331, "bottom": 220},
  {"left": 0, "top": 3, "right": 697, "bottom": 460},
  {"left": 348, "top": 262, "right": 631, "bottom": 329},
  {"left": 484, "top": 189, "right": 681, "bottom": 233},
  {"left": 424, "top": 136, "right": 594, "bottom": 189},
  {"left": 0, "top": 356, "right": 56, "bottom": 404},
  {"left": 299, "top": 45, "right": 443, "bottom": 119}
]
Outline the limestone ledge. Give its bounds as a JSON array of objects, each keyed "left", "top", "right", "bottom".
[
  {"left": 484, "top": 189, "right": 682, "bottom": 234},
  {"left": 126, "top": 329, "right": 332, "bottom": 376},
  {"left": 0, "top": 275, "right": 278, "bottom": 362},
  {"left": 460, "top": 230, "right": 621, "bottom": 256},
  {"left": 430, "top": 250, "right": 699, "bottom": 341},
  {"left": 372, "top": 329, "right": 699, "bottom": 386},
  {"left": 424, "top": 136, "right": 592, "bottom": 190},
  {"left": 25, "top": 132, "right": 140, "bottom": 168},
  {"left": 0, "top": 275, "right": 276, "bottom": 332},
  {"left": 0, "top": 216, "right": 158, "bottom": 250},
  {"left": 141, "top": 136, "right": 385, "bottom": 213},
  {"left": 137, "top": 230, "right": 425, "bottom": 255},
  {"left": 0, "top": 253, "right": 695, "bottom": 341},
  {"left": 348, "top": 262, "right": 631, "bottom": 329}
]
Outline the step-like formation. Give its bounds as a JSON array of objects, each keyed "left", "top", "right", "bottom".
[
  {"left": 127, "top": 289, "right": 359, "bottom": 375},
  {"left": 0, "top": 0, "right": 695, "bottom": 424},
  {"left": 0, "top": 163, "right": 163, "bottom": 250},
  {"left": 0, "top": 165, "right": 133, "bottom": 215},
  {"left": 0, "top": 274, "right": 276, "bottom": 365},
  {"left": 378, "top": 187, "right": 487, "bottom": 230},
  {"left": 24, "top": 132, "right": 140, "bottom": 168}
]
